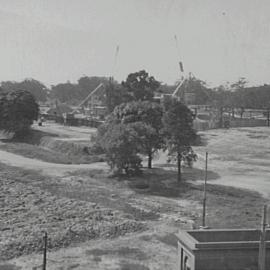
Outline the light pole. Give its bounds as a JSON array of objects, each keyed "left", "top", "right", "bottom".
[{"left": 202, "top": 152, "right": 208, "bottom": 228}]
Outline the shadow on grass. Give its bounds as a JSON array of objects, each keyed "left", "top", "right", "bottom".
[
  {"left": 0, "top": 265, "right": 21, "bottom": 270},
  {"left": 193, "top": 133, "right": 208, "bottom": 146},
  {"left": 2, "top": 129, "right": 58, "bottom": 144},
  {"left": 127, "top": 166, "right": 220, "bottom": 198}
]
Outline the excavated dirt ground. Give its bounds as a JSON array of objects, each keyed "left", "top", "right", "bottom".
[{"left": 0, "top": 163, "right": 144, "bottom": 261}]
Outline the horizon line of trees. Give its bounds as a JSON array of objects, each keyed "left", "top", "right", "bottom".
[{"left": 2, "top": 75, "right": 270, "bottom": 110}]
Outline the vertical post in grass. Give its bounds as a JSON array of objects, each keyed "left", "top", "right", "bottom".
[
  {"left": 267, "top": 109, "right": 270, "bottom": 127},
  {"left": 42, "top": 232, "right": 47, "bottom": 270},
  {"left": 258, "top": 205, "right": 267, "bottom": 270},
  {"left": 202, "top": 152, "right": 208, "bottom": 228}
]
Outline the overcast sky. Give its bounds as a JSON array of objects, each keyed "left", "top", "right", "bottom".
[{"left": 0, "top": 0, "right": 269, "bottom": 87}]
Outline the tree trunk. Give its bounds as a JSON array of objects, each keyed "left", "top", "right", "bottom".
[
  {"left": 148, "top": 152, "right": 152, "bottom": 169},
  {"left": 177, "top": 152, "right": 182, "bottom": 182},
  {"left": 219, "top": 107, "right": 223, "bottom": 128}
]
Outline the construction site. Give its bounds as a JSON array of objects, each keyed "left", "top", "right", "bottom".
[{"left": 1, "top": 1, "right": 270, "bottom": 270}]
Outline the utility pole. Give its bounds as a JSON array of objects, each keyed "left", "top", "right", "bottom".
[
  {"left": 42, "top": 232, "right": 48, "bottom": 270},
  {"left": 267, "top": 108, "right": 270, "bottom": 127},
  {"left": 219, "top": 107, "right": 224, "bottom": 128},
  {"left": 258, "top": 205, "right": 267, "bottom": 270},
  {"left": 202, "top": 152, "right": 208, "bottom": 228}
]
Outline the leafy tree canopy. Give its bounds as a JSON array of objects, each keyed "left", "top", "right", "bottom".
[
  {"left": 122, "top": 70, "right": 160, "bottom": 101},
  {"left": 109, "top": 101, "right": 164, "bottom": 168},
  {"left": 0, "top": 90, "right": 39, "bottom": 136},
  {"left": 1, "top": 79, "right": 48, "bottom": 102},
  {"left": 162, "top": 99, "right": 197, "bottom": 181},
  {"left": 95, "top": 123, "right": 142, "bottom": 175},
  {"left": 78, "top": 76, "right": 109, "bottom": 98},
  {"left": 105, "top": 82, "right": 131, "bottom": 113},
  {"left": 50, "top": 82, "right": 81, "bottom": 104},
  {"left": 112, "top": 101, "right": 163, "bottom": 128},
  {"left": 51, "top": 76, "right": 109, "bottom": 105}
]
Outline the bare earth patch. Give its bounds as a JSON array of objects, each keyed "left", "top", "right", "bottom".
[
  {"left": 193, "top": 127, "right": 270, "bottom": 198},
  {"left": 0, "top": 163, "right": 144, "bottom": 261}
]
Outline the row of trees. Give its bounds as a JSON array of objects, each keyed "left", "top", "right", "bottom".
[
  {"left": 1, "top": 79, "right": 48, "bottom": 102},
  {"left": 161, "top": 77, "right": 270, "bottom": 110},
  {"left": 0, "top": 76, "right": 109, "bottom": 104},
  {"left": 3, "top": 75, "right": 270, "bottom": 110},
  {"left": 93, "top": 71, "right": 197, "bottom": 181}
]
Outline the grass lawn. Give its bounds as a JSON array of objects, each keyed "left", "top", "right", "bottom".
[
  {"left": 1, "top": 126, "right": 269, "bottom": 269},
  {"left": 0, "top": 142, "right": 103, "bottom": 164},
  {"left": 0, "top": 129, "right": 103, "bottom": 164},
  {"left": 0, "top": 161, "right": 267, "bottom": 269}
]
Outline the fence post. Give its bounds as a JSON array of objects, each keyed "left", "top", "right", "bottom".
[
  {"left": 42, "top": 232, "right": 47, "bottom": 270},
  {"left": 267, "top": 109, "right": 270, "bottom": 127},
  {"left": 258, "top": 205, "right": 267, "bottom": 270},
  {"left": 202, "top": 152, "right": 208, "bottom": 228}
]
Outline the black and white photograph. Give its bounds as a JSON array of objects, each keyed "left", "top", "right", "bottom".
[{"left": 0, "top": 1, "right": 270, "bottom": 269}]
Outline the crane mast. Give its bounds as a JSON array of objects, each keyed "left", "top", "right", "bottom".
[{"left": 172, "top": 35, "right": 186, "bottom": 100}]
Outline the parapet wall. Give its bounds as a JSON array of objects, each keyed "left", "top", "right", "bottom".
[{"left": 177, "top": 229, "right": 270, "bottom": 270}]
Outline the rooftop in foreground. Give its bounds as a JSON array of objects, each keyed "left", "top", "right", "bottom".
[{"left": 176, "top": 229, "right": 270, "bottom": 270}]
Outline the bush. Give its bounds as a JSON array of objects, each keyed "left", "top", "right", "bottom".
[
  {"left": 95, "top": 123, "right": 142, "bottom": 176},
  {"left": 0, "top": 90, "right": 39, "bottom": 137}
]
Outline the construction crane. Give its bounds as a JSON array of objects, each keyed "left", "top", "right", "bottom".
[
  {"left": 174, "top": 35, "right": 185, "bottom": 75},
  {"left": 72, "top": 45, "right": 120, "bottom": 115},
  {"left": 172, "top": 35, "right": 186, "bottom": 100},
  {"left": 112, "top": 45, "right": 120, "bottom": 79},
  {"left": 78, "top": 83, "right": 104, "bottom": 108},
  {"left": 71, "top": 83, "right": 104, "bottom": 114}
]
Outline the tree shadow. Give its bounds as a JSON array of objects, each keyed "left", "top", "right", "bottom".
[
  {"left": 127, "top": 166, "right": 220, "bottom": 198},
  {"left": 192, "top": 133, "right": 208, "bottom": 146},
  {"left": 1, "top": 129, "right": 58, "bottom": 144}
]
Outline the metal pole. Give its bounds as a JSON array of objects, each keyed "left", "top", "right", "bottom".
[
  {"left": 267, "top": 109, "right": 270, "bottom": 127},
  {"left": 202, "top": 152, "right": 208, "bottom": 227},
  {"left": 42, "top": 232, "right": 47, "bottom": 270},
  {"left": 258, "top": 205, "right": 267, "bottom": 270}
]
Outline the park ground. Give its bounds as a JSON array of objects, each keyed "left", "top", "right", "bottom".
[{"left": 0, "top": 122, "right": 269, "bottom": 270}]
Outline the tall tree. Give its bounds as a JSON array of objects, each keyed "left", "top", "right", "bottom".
[
  {"left": 122, "top": 70, "right": 160, "bottom": 101},
  {"left": 50, "top": 82, "right": 81, "bottom": 104},
  {"left": 0, "top": 90, "right": 39, "bottom": 137},
  {"left": 1, "top": 79, "right": 48, "bottom": 102},
  {"left": 95, "top": 123, "right": 142, "bottom": 175},
  {"left": 78, "top": 76, "right": 109, "bottom": 97},
  {"left": 182, "top": 76, "right": 211, "bottom": 105},
  {"left": 110, "top": 101, "right": 164, "bottom": 168},
  {"left": 105, "top": 81, "right": 131, "bottom": 113},
  {"left": 162, "top": 99, "right": 197, "bottom": 182}
]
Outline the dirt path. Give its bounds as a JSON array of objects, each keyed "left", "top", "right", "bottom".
[
  {"left": 0, "top": 150, "right": 197, "bottom": 270},
  {"left": 0, "top": 149, "right": 108, "bottom": 176},
  {"left": 2, "top": 226, "right": 184, "bottom": 270}
]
